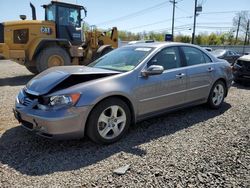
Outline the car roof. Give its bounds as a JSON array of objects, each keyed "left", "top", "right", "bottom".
[{"left": 124, "top": 41, "right": 201, "bottom": 49}]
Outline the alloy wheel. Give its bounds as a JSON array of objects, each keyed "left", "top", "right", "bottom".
[
  {"left": 97, "top": 105, "right": 126, "bottom": 140},
  {"left": 212, "top": 84, "right": 225, "bottom": 106}
]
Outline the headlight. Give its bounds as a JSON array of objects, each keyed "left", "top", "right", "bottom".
[{"left": 49, "top": 93, "right": 80, "bottom": 107}]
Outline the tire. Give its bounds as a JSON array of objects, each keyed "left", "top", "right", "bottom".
[
  {"left": 207, "top": 80, "right": 226, "bottom": 109},
  {"left": 101, "top": 47, "right": 113, "bottom": 56},
  {"left": 36, "top": 46, "right": 71, "bottom": 72},
  {"left": 87, "top": 98, "right": 131, "bottom": 144},
  {"left": 25, "top": 65, "right": 39, "bottom": 74},
  {"left": 93, "top": 47, "right": 113, "bottom": 61}
]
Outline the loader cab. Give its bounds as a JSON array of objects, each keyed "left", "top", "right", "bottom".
[{"left": 43, "top": 1, "right": 86, "bottom": 45}]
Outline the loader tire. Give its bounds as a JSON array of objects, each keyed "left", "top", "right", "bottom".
[
  {"left": 25, "top": 65, "right": 39, "bottom": 74},
  {"left": 36, "top": 46, "right": 71, "bottom": 72}
]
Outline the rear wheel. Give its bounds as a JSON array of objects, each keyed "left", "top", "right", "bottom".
[
  {"left": 87, "top": 98, "right": 131, "bottom": 144},
  {"left": 207, "top": 80, "right": 226, "bottom": 109},
  {"left": 36, "top": 46, "right": 71, "bottom": 72}
]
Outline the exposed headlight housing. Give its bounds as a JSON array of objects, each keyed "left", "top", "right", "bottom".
[
  {"left": 49, "top": 93, "right": 80, "bottom": 107},
  {"left": 37, "top": 93, "right": 80, "bottom": 111}
]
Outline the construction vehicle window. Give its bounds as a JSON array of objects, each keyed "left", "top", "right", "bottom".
[
  {"left": 46, "top": 5, "right": 56, "bottom": 21},
  {"left": 58, "top": 7, "right": 80, "bottom": 27}
]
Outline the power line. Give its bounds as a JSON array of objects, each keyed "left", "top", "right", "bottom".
[
  {"left": 126, "top": 16, "right": 193, "bottom": 30},
  {"left": 95, "top": 1, "right": 171, "bottom": 26},
  {"left": 175, "top": 5, "right": 192, "bottom": 15},
  {"left": 196, "top": 22, "right": 232, "bottom": 25},
  {"left": 200, "top": 10, "right": 250, "bottom": 15}
]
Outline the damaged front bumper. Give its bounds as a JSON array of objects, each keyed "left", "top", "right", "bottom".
[{"left": 14, "top": 100, "right": 92, "bottom": 140}]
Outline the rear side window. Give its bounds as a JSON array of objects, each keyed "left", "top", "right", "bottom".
[
  {"left": 181, "top": 46, "right": 210, "bottom": 66},
  {"left": 203, "top": 53, "right": 212, "bottom": 63}
]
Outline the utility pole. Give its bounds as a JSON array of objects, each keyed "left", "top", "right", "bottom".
[
  {"left": 170, "top": 0, "right": 177, "bottom": 41},
  {"left": 243, "top": 20, "right": 249, "bottom": 54},
  {"left": 191, "top": 0, "right": 197, "bottom": 44},
  {"left": 235, "top": 17, "right": 241, "bottom": 45}
]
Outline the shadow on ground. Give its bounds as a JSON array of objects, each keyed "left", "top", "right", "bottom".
[
  {"left": 0, "top": 75, "right": 34, "bottom": 86},
  {"left": 0, "top": 102, "right": 231, "bottom": 176}
]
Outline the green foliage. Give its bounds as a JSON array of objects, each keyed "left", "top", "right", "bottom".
[{"left": 116, "top": 30, "right": 243, "bottom": 45}]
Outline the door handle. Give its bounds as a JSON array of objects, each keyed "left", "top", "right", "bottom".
[
  {"left": 176, "top": 73, "right": 186, "bottom": 78},
  {"left": 208, "top": 67, "right": 214, "bottom": 72}
]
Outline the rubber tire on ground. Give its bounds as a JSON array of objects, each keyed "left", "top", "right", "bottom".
[
  {"left": 207, "top": 80, "right": 226, "bottom": 109},
  {"left": 86, "top": 98, "right": 131, "bottom": 144},
  {"left": 25, "top": 65, "right": 39, "bottom": 74},
  {"left": 36, "top": 46, "right": 71, "bottom": 73},
  {"left": 93, "top": 47, "right": 113, "bottom": 62},
  {"left": 101, "top": 47, "right": 113, "bottom": 56}
]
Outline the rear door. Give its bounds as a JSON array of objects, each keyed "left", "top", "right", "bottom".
[
  {"left": 136, "top": 46, "right": 188, "bottom": 116},
  {"left": 180, "top": 46, "right": 214, "bottom": 103}
]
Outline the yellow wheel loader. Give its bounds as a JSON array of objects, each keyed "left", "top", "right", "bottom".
[{"left": 0, "top": 1, "right": 118, "bottom": 73}]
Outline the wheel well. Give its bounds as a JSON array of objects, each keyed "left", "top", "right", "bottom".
[
  {"left": 216, "top": 78, "right": 228, "bottom": 97},
  {"left": 32, "top": 41, "right": 70, "bottom": 61},
  {"left": 85, "top": 95, "right": 136, "bottom": 134}
]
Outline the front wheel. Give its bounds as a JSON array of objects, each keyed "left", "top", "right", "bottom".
[
  {"left": 207, "top": 80, "right": 226, "bottom": 109},
  {"left": 87, "top": 98, "right": 131, "bottom": 144},
  {"left": 36, "top": 46, "right": 71, "bottom": 73}
]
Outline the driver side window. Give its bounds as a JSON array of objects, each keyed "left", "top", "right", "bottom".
[
  {"left": 58, "top": 7, "right": 80, "bottom": 27},
  {"left": 148, "top": 47, "right": 181, "bottom": 70}
]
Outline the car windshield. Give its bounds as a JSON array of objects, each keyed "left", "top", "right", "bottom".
[
  {"left": 88, "top": 46, "right": 154, "bottom": 72},
  {"left": 211, "top": 49, "right": 226, "bottom": 57}
]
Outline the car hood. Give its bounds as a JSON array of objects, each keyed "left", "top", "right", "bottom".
[{"left": 25, "top": 66, "right": 120, "bottom": 96}]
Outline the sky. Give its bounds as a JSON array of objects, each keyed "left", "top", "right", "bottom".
[{"left": 0, "top": 0, "right": 249, "bottom": 36}]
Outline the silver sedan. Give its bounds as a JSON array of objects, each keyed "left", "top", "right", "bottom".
[{"left": 14, "top": 42, "right": 233, "bottom": 144}]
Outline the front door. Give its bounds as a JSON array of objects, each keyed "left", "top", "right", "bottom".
[{"left": 135, "top": 46, "right": 187, "bottom": 116}]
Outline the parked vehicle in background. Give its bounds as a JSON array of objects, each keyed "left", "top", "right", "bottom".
[
  {"left": 232, "top": 55, "right": 250, "bottom": 84},
  {"left": 13, "top": 42, "right": 233, "bottom": 144},
  {"left": 203, "top": 47, "right": 212, "bottom": 52},
  {"left": 211, "top": 49, "right": 241, "bottom": 64},
  {"left": 128, "top": 40, "right": 154, "bottom": 45}
]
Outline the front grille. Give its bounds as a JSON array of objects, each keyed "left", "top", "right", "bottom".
[
  {"left": 0, "top": 23, "right": 4, "bottom": 43},
  {"left": 246, "top": 65, "right": 250, "bottom": 71},
  {"left": 22, "top": 90, "right": 39, "bottom": 107},
  {"left": 239, "top": 60, "right": 250, "bottom": 72},
  {"left": 23, "top": 98, "right": 34, "bottom": 106}
]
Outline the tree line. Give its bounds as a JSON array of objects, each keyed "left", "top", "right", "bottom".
[{"left": 118, "top": 30, "right": 244, "bottom": 45}]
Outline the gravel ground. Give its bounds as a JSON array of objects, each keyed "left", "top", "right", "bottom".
[{"left": 0, "top": 60, "right": 249, "bottom": 187}]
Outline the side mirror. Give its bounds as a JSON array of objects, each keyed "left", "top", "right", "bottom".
[
  {"left": 141, "top": 65, "right": 164, "bottom": 77},
  {"left": 19, "top": 15, "right": 27, "bottom": 20}
]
